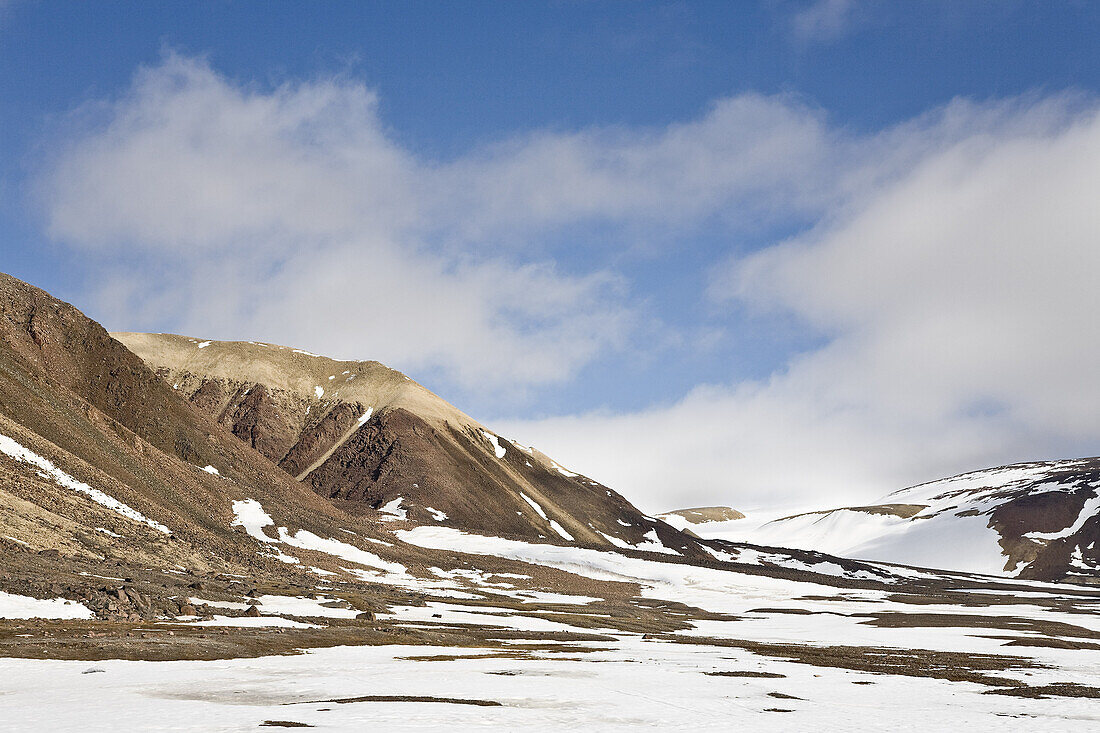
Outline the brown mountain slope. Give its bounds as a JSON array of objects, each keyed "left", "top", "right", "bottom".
[
  {"left": 0, "top": 273, "right": 429, "bottom": 614},
  {"left": 114, "top": 332, "right": 696, "bottom": 555}
]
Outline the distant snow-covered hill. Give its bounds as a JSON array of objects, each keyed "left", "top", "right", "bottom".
[{"left": 684, "top": 459, "right": 1100, "bottom": 580}]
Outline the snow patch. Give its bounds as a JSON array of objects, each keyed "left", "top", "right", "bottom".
[
  {"left": 634, "top": 529, "right": 679, "bottom": 555},
  {"left": 520, "top": 493, "right": 548, "bottom": 520},
  {"left": 232, "top": 501, "right": 405, "bottom": 576},
  {"left": 260, "top": 546, "right": 301, "bottom": 564},
  {"left": 548, "top": 520, "right": 575, "bottom": 542},
  {"left": 378, "top": 497, "right": 407, "bottom": 520},
  {"left": 251, "top": 594, "right": 360, "bottom": 619},
  {"left": 598, "top": 531, "right": 631, "bottom": 549},
  {"left": 188, "top": 616, "right": 320, "bottom": 629},
  {"left": 0, "top": 591, "right": 93, "bottom": 620},
  {"left": 1025, "top": 491, "right": 1100, "bottom": 542},
  {"left": 230, "top": 499, "right": 277, "bottom": 543},
  {"left": 481, "top": 430, "right": 507, "bottom": 459},
  {"left": 551, "top": 461, "right": 578, "bottom": 477},
  {"left": 278, "top": 528, "right": 408, "bottom": 576}
]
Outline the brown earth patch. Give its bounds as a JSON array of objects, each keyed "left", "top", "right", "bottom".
[
  {"left": 856, "top": 612, "right": 1100, "bottom": 640},
  {"left": 705, "top": 670, "right": 786, "bottom": 678},
  {"left": 669, "top": 636, "right": 1040, "bottom": 687},
  {"left": 985, "top": 683, "right": 1100, "bottom": 699},
  {"left": 287, "top": 694, "right": 502, "bottom": 707}
]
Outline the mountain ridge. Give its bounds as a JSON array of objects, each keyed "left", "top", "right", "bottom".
[
  {"left": 682, "top": 457, "right": 1100, "bottom": 581},
  {"left": 113, "top": 331, "right": 698, "bottom": 555}
]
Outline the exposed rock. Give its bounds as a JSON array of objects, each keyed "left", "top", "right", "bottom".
[{"left": 659, "top": 507, "right": 746, "bottom": 525}]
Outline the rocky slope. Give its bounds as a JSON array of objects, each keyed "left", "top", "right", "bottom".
[
  {"left": 114, "top": 332, "right": 692, "bottom": 554},
  {"left": 0, "top": 273, "right": 437, "bottom": 618},
  {"left": 691, "top": 459, "right": 1100, "bottom": 581}
]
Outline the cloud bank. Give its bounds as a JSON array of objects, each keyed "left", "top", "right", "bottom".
[
  {"left": 500, "top": 99, "right": 1100, "bottom": 512},
  {"left": 35, "top": 53, "right": 1100, "bottom": 512},
  {"left": 38, "top": 54, "right": 851, "bottom": 393},
  {"left": 39, "top": 54, "right": 637, "bottom": 392}
]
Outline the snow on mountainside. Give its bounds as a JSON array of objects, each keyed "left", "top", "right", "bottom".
[{"left": 691, "top": 458, "right": 1100, "bottom": 580}]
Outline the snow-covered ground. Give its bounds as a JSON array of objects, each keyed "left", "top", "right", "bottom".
[
  {"left": 712, "top": 505, "right": 1009, "bottom": 574},
  {"left": 3, "top": 505, "right": 1098, "bottom": 730},
  {"left": 1, "top": 635, "right": 1097, "bottom": 732},
  {"left": 395, "top": 526, "right": 1100, "bottom": 647},
  {"left": 0, "top": 590, "right": 93, "bottom": 620}
]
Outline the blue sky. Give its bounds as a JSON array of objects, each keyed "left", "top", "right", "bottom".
[{"left": 3, "top": 1, "right": 1100, "bottom": 511}]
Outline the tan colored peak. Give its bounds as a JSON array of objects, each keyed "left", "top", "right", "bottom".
[{"left": 111, "top": 332, "right": 477, "bottom": 429}]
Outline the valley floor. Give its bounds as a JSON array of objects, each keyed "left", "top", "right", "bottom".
[
  {"left": 2, "top": 527, "right": 1099, "bottom": 731},
  {"left": 1, "top": 631, "right": 1098, "bottom": 731}
]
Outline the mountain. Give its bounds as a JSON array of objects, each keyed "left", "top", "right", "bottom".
[
  {"left": 0, "top": 270, "right": 880, "bottom": 612},
  {"left": 690, "top": 458, "right": 1100, "bottom": 581},
  {"left": 0, "top": 271, "right": 906, "bottom": 612},
  {"left": 658, "top": 506, "right": 745, "bottom": 531},
  {"left": 113, "top": 332, "right": 694, "bottom": 555},
  {"left": 0, "top": 273, "right": 430, "bottom": 618}
]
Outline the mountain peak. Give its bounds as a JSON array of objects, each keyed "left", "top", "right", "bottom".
[{"left": 114, "top": 331, "right": 695, "bottom": 555}]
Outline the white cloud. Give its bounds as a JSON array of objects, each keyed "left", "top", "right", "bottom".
[
  {"left": 37, "top": 54, "right": 637, "bottom": 392},
  {"left": 35, "top": 54, "right": 859, "bottom": 394},
  {"left": 43, "top": 54, "right": 418, "bottom": 251},
  {"left": 500, "top": 99, "right": 1100, "bottom": 514},
  {"left": 791, "top": 0, "right": 860, "bottom": 44},
  {"left": 433, "top": 93, "right": 841, "bottom": 241},
  {"left": 44, "top": 60, "right": 850, "bottom": 249},
  {"left": 117, "top": 241, "right": 631, "bottom": 390}
]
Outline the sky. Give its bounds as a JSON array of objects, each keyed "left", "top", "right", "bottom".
[{"left": 3, "top": 1, "right": 1100, "bottom": 514}]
